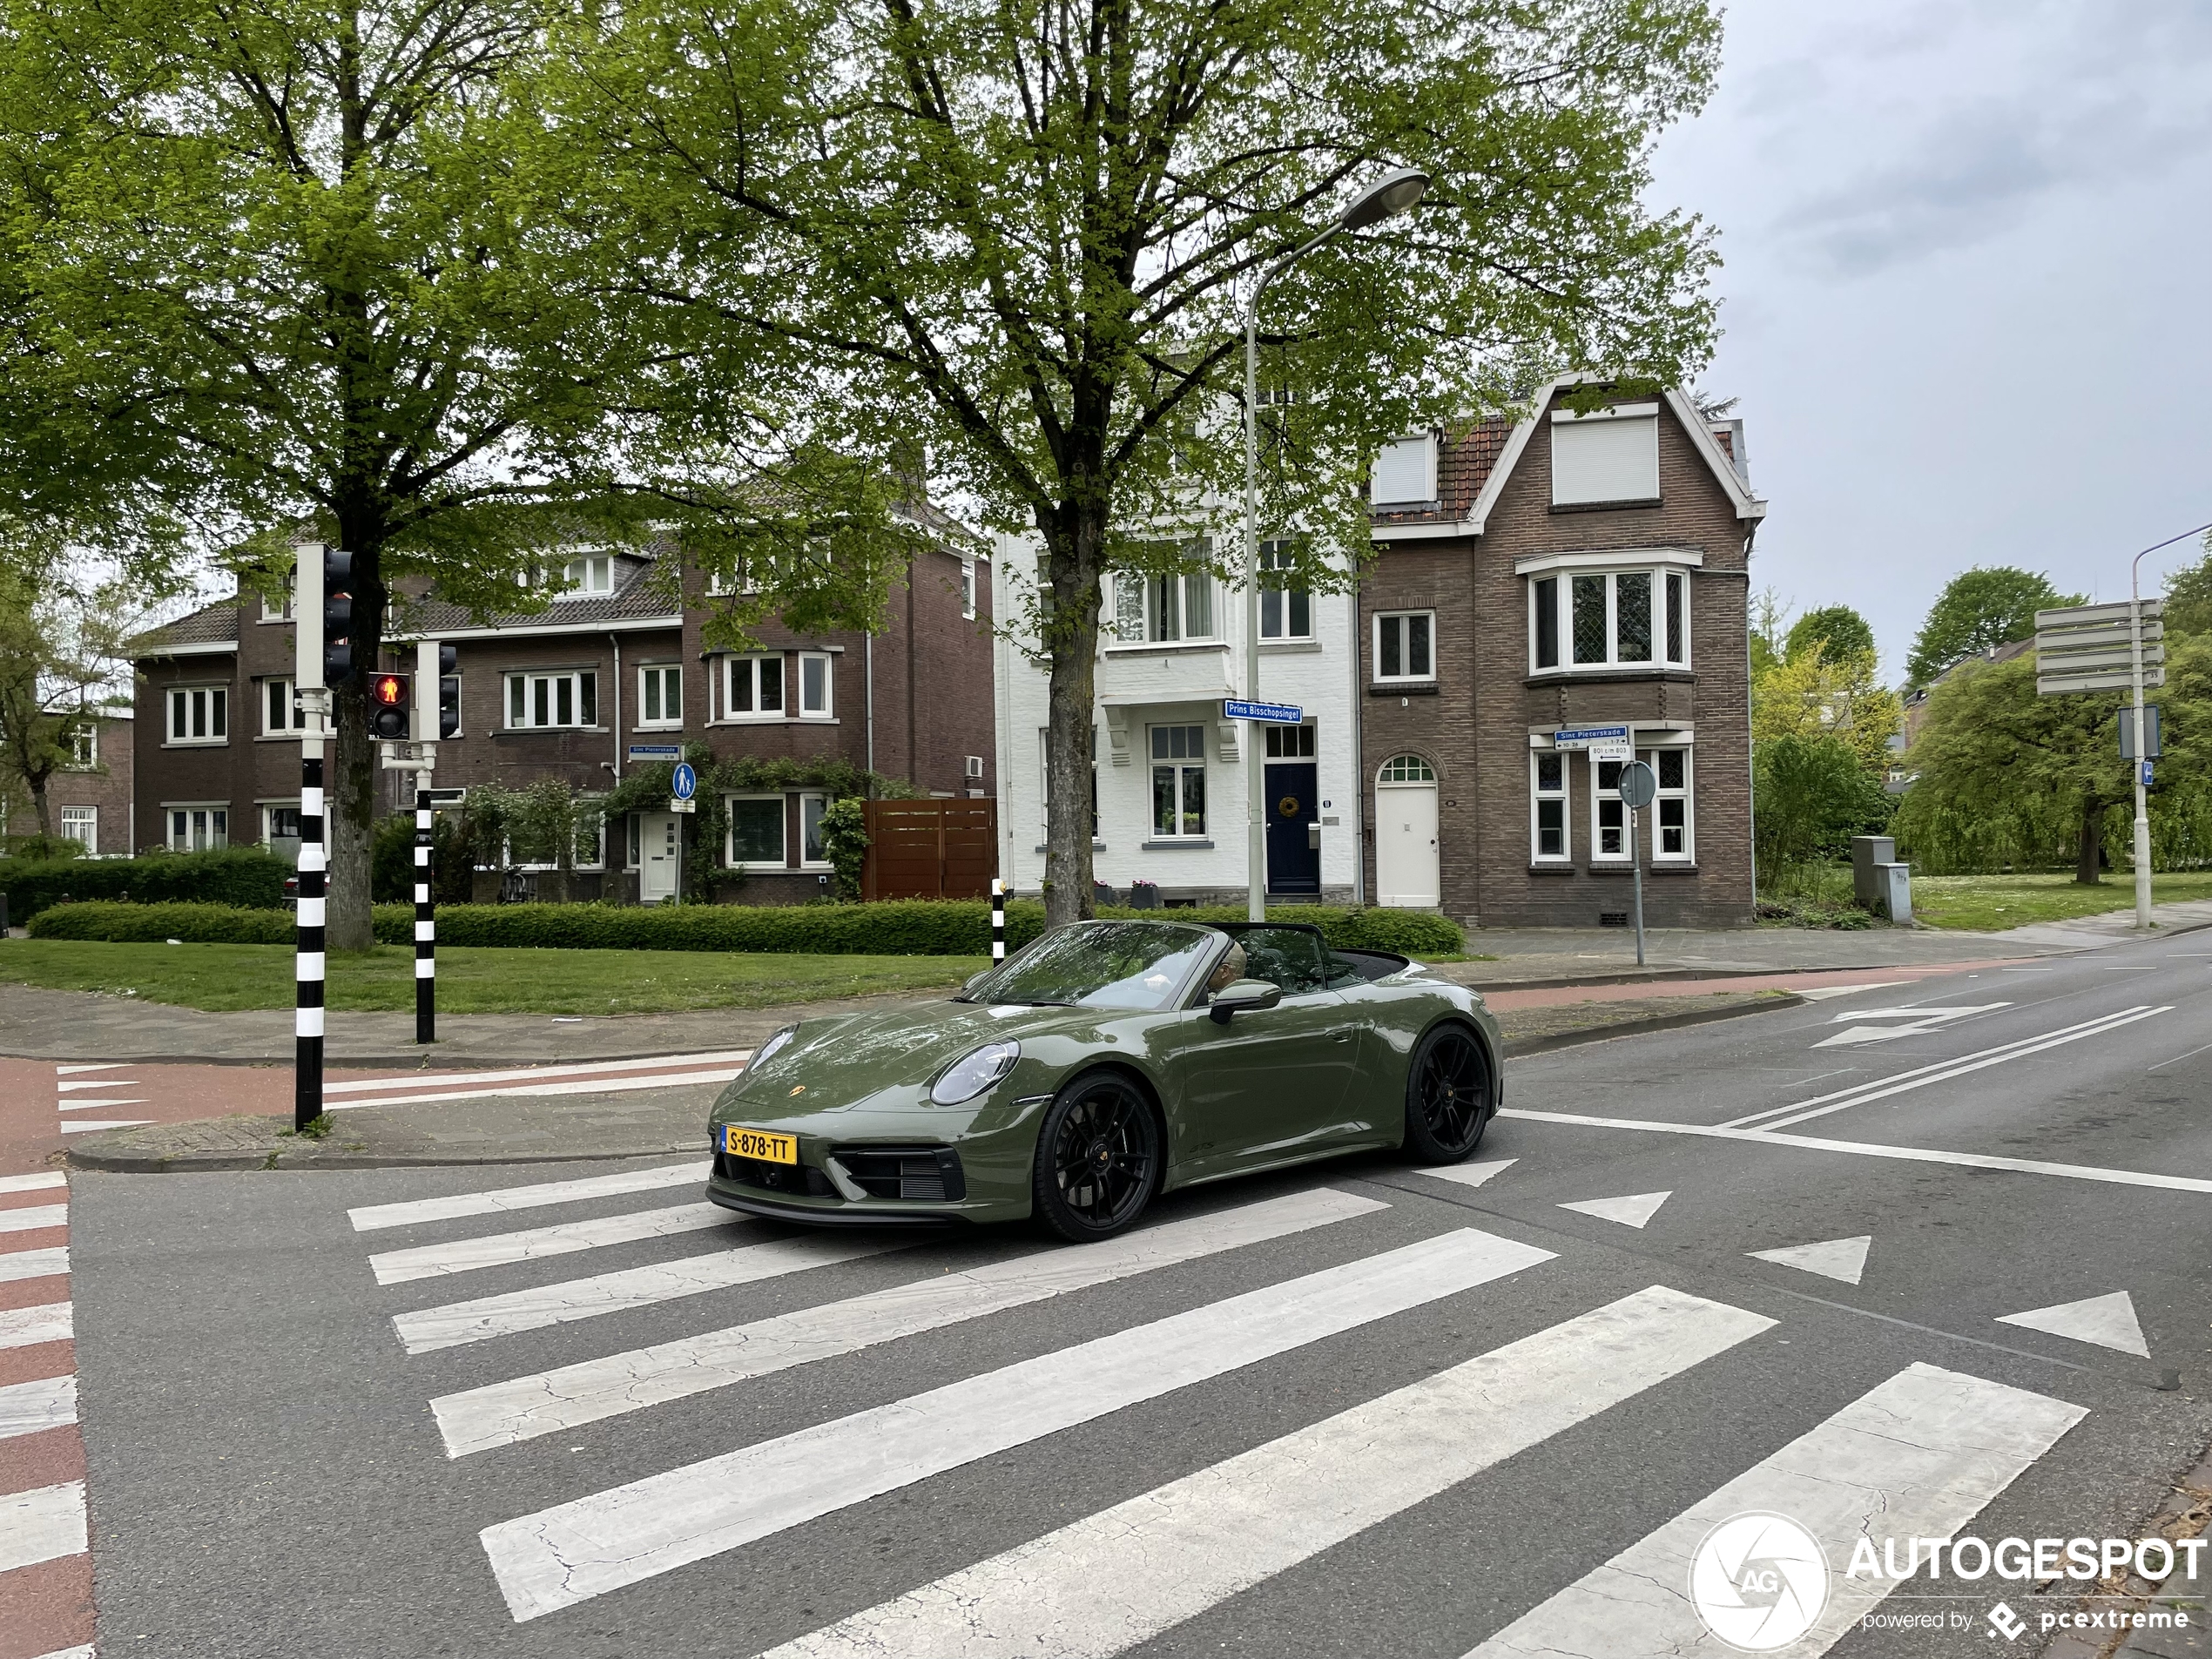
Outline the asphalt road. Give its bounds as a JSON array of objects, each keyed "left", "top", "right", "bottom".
[{"left": 56, "top": 934, "right": 2212, "bottom": 1659}]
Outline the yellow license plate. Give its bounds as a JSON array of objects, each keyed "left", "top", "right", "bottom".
[{"left": 724, "top": 1126, "right": 798, "bottom": 1164}]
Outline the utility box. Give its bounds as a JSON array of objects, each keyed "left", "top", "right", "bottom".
[{"left": 1852, "top": 835, "right": 1912, "bottom": 923}]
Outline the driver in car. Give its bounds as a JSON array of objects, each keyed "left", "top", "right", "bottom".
[{"left": 1205, "top": 941, "right": 1248, "bottom": 996}]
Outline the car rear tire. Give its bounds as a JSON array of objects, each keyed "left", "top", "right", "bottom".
[
  {"left": 1030, "top": 1071, "right": 1160, "bottom": 1242},
  {"left": 1401, "top": 1023, "right": 1493, "bottom": 1163}
]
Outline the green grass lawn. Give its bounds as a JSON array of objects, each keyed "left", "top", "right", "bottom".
[
  {"left": 0, "top": 941, "right": 989, "bottom": 1015},
  {"left": 1911, "top": 872, "right": 2212, "bottom": 931}
]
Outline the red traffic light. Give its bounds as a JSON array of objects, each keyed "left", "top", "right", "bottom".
[{"left": 372, "top": 674, "right": 408, "bottom": 707}]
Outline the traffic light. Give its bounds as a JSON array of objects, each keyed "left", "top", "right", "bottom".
[
  {"left": 369, "top": 671, "right": 411, "bottom": 740},
  {"left": 439, "top": 672, "right": 461, "bottom": 739},
  {"left": 322, "top": 549, "right": 354, "bottom": 683}
]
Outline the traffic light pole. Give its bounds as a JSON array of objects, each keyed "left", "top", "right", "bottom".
[
  {"left": 414, "top": 638, "right": 441, "bottom": 1043},
  {"left": 293, "top": 542, "right": 334, "bottom": 1131}
]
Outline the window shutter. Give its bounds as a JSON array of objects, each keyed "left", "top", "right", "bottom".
[
  {"left": 1370, "top": 435, "right": 1438, "bottom": 505},
  {"left": 1550, "top": 413, "right": 1660, "bottom": 505}
]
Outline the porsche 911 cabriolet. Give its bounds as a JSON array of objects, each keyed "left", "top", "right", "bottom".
[{"left": 705, "top": 918, "right": 1500, "bottom": 1241}]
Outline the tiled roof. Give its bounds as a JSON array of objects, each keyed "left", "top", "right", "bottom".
[
  {"left": 1370, "top": 418, "right": 1515, "bottom": 529},
  {"left": 132, "top": 601, "right": 239, "bottom": 655},
  {"left": 398, "top": 555, "right": 681, "bottom": 636}
]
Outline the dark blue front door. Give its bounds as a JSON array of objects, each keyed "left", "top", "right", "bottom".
[{"left": 1264, "top": 762, "right": 1320, "bottom": 894}]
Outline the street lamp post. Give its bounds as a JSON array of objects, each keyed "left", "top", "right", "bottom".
[{"left": 1242, "top": 167, "right": 1429, "bottom": 922}]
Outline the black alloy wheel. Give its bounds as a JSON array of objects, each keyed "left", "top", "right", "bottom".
[
  {"left": 1401, "top": 1023, "right": 1493, "bottom": 1163},
  {"left": 1030, "top": 1072, "right": 1160, "bottom": 1242}
]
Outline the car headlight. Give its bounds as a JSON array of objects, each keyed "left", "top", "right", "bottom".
[
  {"left": 740, "top": 1025, "right": 798, "bottom": 1080},
  {"left": 930, "top": 1041, "right": 1020, "bottom": 1105}
]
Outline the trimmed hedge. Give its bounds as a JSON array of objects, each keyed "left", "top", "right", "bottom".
[
  {"left": 30, "top": 898, "right": 1465, "bottom": 957},
  {"left": 3, "top": 848, "right": 292, "bottom": 922}
]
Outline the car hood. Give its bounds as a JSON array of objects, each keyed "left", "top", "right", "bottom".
[{"left": 719, "top": 997, "right": 1103, "bottom": 1116}]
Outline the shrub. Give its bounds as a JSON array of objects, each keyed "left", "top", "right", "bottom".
[
  {"left": 369, "top": 813, "right": 473, "bottom": 905},
  {"left": 28, "top": 897, "right": 1465, "bottom": 957},
  {"left": 3, "top": 847, "right": 291, "bottom": 921}
]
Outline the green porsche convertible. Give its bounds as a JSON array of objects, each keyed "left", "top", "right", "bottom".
[{"left": 705, "top": 918, "right": 1501, "bottom": 1241}]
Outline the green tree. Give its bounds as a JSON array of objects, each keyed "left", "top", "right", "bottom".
[
  {"left": 1784, "top": 604, "right": 1877, "bottom": 667},
  {"left": 1905, "top": 567, "right": 2078, "bottom": 689},
  {"left": 2165, "top": 543, "right": 2212, "bottom": 637},
  {"left": 1752, "top": 732, "right": 1891, "bottom": 874},
  {"left": 556, "top": 0, "right": 1724, "bottom": 922}
]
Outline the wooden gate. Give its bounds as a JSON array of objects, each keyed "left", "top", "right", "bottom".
[{"left": 861, "top": 799, "right": 998, "bottom": 901}]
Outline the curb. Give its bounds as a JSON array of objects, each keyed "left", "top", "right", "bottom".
[
  {"left": 1501, "top": 992, "right": 1804, "bottom": 1058},
  {"left": 66, "top": 1142, "right": 700, "bottom": 1174}
]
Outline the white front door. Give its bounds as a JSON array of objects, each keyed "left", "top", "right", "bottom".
[
  {"left": 1375, "top": 784, "right": 1440, "bottom": 907},
  {"left": 639, "top": 813, "right": 679, "bottom": 902}
]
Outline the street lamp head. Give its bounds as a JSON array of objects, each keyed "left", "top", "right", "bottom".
[{"left": 1339, "top": 167, "right": 1429, "bottom": 233}]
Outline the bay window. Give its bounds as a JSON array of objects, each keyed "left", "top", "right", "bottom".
[
  {"left": 725, "top": 654, "right": 784, "bottom": 718},
  {"left": 1528, "top": 567, "right": 1690, "bottom": 672},
  {"left": 1114, "top": 568, "right": 1215, "bottom": 642}
]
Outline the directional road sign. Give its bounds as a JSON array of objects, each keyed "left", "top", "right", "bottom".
[
  {"left": 1223, "top": 698, "right": 1302, "bottom": 725},
  {"left": 2035, "top": 600, "right": 2165, "bottom": 696},
  {"left": 671, "top": 762, "right": 697, "bottom": 801}
]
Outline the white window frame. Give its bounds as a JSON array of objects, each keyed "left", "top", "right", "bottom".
[
  {"left": 166, "top": 685, "right": 229, "bottom": 745},
  {"left": 557, "top": 554, "right": 614, "bottom": 597},
  {"left": 1646, "top": 744, "right": 1694, "bottom": 863},
  {"left": 1549, "top": 404, "right": 1660, "bottom": 507},
  {"left": 59, "top": 805, "right": 97, "bottom": 853},
  {"left": 1530, "top": 751, "right": 1571, "bottom": 863},
  {"left": 1528, "top": 568, "right": 1689, "bottom": 673},
  {"left": 1258, "top": 541, "right": 1312, "bottom": 641},
  {"left": 798, "top": 791, "right": 832, "bottom": 868},
  {"left": 1372, "top": 610, "right": 1436, "bottom": 685},
  {"left": 504, "top": 669, "right": 598, "bottom": 730},
  {"left": 64, "top": 724, "right": 98, "bottom": 769},
  {"left": 165, "top": 803, "right": 230, "bottom": 852},
  {"left": 1148, "top": 724, "right": 1209, "bottom": 840},
  {"left": 261, "top": 801, "right": 302, "bottom": 843},
  {"left": 263, "top": 677, "right": 307, "bottom": 736},
  {"left": 960, "top": 560, "right": 977, "bottom": 621},
  {"left": 722, "top": 653, "right": 786, "bottom": 721},
  {"left": 725, "top": 792, "right": 788, "bottom": 869},
  {"left": 796, "top": 651, "right": 834, "bottom": 718},
  {"left": 637, "top": 663, "right": 684, "bottom": 730},
  {"left": 1263, "top": 721, "right": 1316, "bottom": 759},
  {"left": 1590, "top": 754, "right": 1630, "bottom": 862},
  {"left": 260, "top": 577, "right": 294, "bottom": 622},
  {"left": 1370, "top": 433, "right": 1439, "bottom": 506},
  {"left": 1112, "top": 570, "right": 1217, "bottom": 644}
]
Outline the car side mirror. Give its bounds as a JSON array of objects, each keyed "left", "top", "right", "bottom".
[
  {"left": 1208, "top": 979, "right": 1283, "bottom": 1024},
  {"left": 961, "top": 968, "right": 992, "bottom": 993}
]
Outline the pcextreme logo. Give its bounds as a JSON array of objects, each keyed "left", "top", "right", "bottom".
[{"left": 1689, "top": 1512, "right": 1831, "bottom": 1650}]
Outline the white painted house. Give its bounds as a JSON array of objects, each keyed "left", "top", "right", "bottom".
[{"left": 991, "top": 536, "right": 1363, "bottom": 905}]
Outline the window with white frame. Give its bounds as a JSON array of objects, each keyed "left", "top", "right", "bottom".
[
  {"left": 1264, "top": 722, "right": 1315, "bottom": 759},
  {"left": 1259, "top": 541, "right": 1311, "bottom": 640},
  {"left": 960, "top": 560, "right": 976, "bottom": 620},
  {"left": 1531, "top": 752, "right": 1570, "bottom": 861},
  {"left": 59, "top": 806, "right": 97, "bottom": 852},
  {"left": 1550, "top": 404, "right": 1660, "bottom": 506},
  {"left": 1529, "top": 569, "right": 1689, "bottom": 672},
  {"left": 797, "top": 651, "right": 833, "bottom": 718},
  {"left": 1114, "top": 566, "right": 1214, "bottom": 643},
  {"left": 260, "top": 577, "right": 294, "bottom": 622},
  {"left": 505, "top": 669, "right": 598, "bottom": 729},
  {"left": 167, "top": 805, "right": 229, "bottom": 851},
  {"left": 799, "top": 792, "right": 830, "bottom": 865},
  {"left": 725, "top": 653, "right": 784, "bottom": 718},
  {"left": 559, "top": 554, "right": 613, "bottom": 596},
  {"left": 1647, "top": 745, "right": 1693, "bottom": 860},
  {"left": 264, "top": 678, "right": 307, "bottom": 735},
  {"left": 1372, "top": 610, "right": 1434, "bottom": 683},
  {"left": 64, "top": 724, "right": 97, "bottom": 768},
  {"left": 166, "top": 685, "right": 228, "bottom": 745},
  {"left": 1149, "top": 725, "right": 1207, "bottom": 838},
  {"left": 637, "top": 664, "right": 683, "bottom": 729},
  {"left": 725, "top": 794, "right": 786, "bottom": 867},
  {"left": 1591, "top": 756, "right": 1629, "bottom": 860},
  {"left": 262, "top": 803, "right": 301, "bottom": 843}
]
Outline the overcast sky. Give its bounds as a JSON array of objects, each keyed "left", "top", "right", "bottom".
[{"left": 1649, "top": 0, "right": 2212, "bottom": 679}]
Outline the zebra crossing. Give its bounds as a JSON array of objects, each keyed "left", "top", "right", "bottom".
[{"left": 352, "top": 1157, "right": 2097, "bottom": 1652}]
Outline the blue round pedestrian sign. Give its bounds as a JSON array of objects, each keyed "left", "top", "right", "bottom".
[{"left": 671, "top": 762, "right": 697, "bottom": 801}]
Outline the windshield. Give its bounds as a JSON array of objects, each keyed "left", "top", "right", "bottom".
[{"left": 962, "top": 921, "right": 1217, "bottom": 1012}]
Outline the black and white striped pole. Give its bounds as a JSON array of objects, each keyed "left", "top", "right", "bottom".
[
  {"left": 991, "top": 876, "right": 1005, "bottom": 962},
  {"left": 413, "top": 637, "right": 441, "bottom": 1044},
  {"left": 293, "top": 542, "right": 348, "bottom": 1131}
]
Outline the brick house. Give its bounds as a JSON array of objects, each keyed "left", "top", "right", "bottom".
[
  {"left": 1, "top": 712, "right": 135, "bottom": 855},
  {"left": 1359, "top": 377, "right": 1766, "bottom": 928},
  {"left": 132, "top": 514, "right": 995, "bottom": 903}
]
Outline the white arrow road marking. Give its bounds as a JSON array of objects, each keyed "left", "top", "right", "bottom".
[
  {"left": 54, "top": 1062, "right": 127, "bottom": 1074},
  {"left": 55, "top": 1079, "right": 138, "bottom": 1092},
  {"left": 1815, "top": 1004, "right": 2012, "bottom": 1047},
  {"left": 762, "top": 1287, "right": 1773, "bottom": 1659},
  {"left": 1996, "top": 1291, "right": 2150, "bottom": 1358},
  {"left": 1462, "top": 1364, "right": 2087, "bottom": 1659},
  {"left": 1747, "top": 1236, "right": 1871, "bottom": 1285},
  {"left": 57, "top": 1121, "right": 152, "bottom": 1135},
  {"left": 1794, "top": 982, "right": 1911, "bottom": 1001},
  {"left": 1412, "top": 1159, "right": 1516, "bottom": 1190},
  {"left": 57, "top": 1099, "right": 149, "bottom": 1112},
  {"left": 478, "top": 1228, "right": 1550, "bottom": 1621},
  {"left": 1557, "top": 1191, "right": 1670, "bottom": 1230},
  {"left": 0, "top": 1480, "right": 86, "bottom": 1575}
]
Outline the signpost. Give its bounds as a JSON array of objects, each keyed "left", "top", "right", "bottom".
[
  {"left": 1617, "top": 760, "right": 1657, "bottom": 967},
  {"left": 2036, "top": 597, "right": 2166, "bottom": 929},
  {"left": 669, "top": 763, "right": 697, "bottom": 905},
  {"left": 1223, "top": 698, "right": 1303, "bottom": 725}
]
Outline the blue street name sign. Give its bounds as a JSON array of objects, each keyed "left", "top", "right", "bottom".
[
  {"left": 628, "top": 743, "right": 683, "bottom": 761},
  {"left": 671, "top": 761, "right": 698, "bottom": 801},
  {"left": 1223, "top": 698, "right": 1304, "bottom": 725},
  {"left": 1553, "top": 725, "right": 1631, "bottom": 749}
]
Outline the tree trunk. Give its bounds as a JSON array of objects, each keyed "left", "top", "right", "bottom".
[
  {"left": 2074, "top": 795, "right": 2104, "bottom": 886},
  {"left": 30, "top": 779, "right": 51, "bottom": 835},
  {"left": 1039, "top": 507, "right": 1106, "bottom": 928}
]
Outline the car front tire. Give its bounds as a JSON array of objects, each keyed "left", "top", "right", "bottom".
[
  {"left": 1401, "top": 1022, "right": 1494, "bottom": 1163},
  {"left": 1030, "top": 1070, "right": 1160, "bottom": 1242}
]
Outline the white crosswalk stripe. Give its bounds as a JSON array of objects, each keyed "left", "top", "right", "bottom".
[
  {"left": 0, "top": 1373, "right": 78, "bottom": 1441},
  {"left": 348, "top": 1160, "right": 708, "bottom": 1232},
  {"left": 1461, "top": 1362, "right": 2087, "bottom": 1658},
  {"left": 766, "top": 1285, "right": 1772, "bottom": 1659},
  {"left": 0, "top": 1480, "right": 87, "bottom": 1575},
  {"left": 0, "top": 1171, "right": 67, "bottom": 1194},
  {"left": 0, "top": 1204, "right": 68, "bottom": 1235},
  {"left": 368, "top": 1200, "right": 738, "bottom": 1285},
  {"left": 480, "top": 1224, "right": 1554, "bottom": 1621},
  {"left": 394, "top": 1236, "right": 910, "bottom": 1353},
  {"left": 432, "top": 1186, "right": 1389, "bottom": 1457},
  {"left": 0, "top": 1246, "right": 68, "bottom": 1284},
  {"left": 0, "top": 1300, "right": 71, "bottom": 1351}
]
